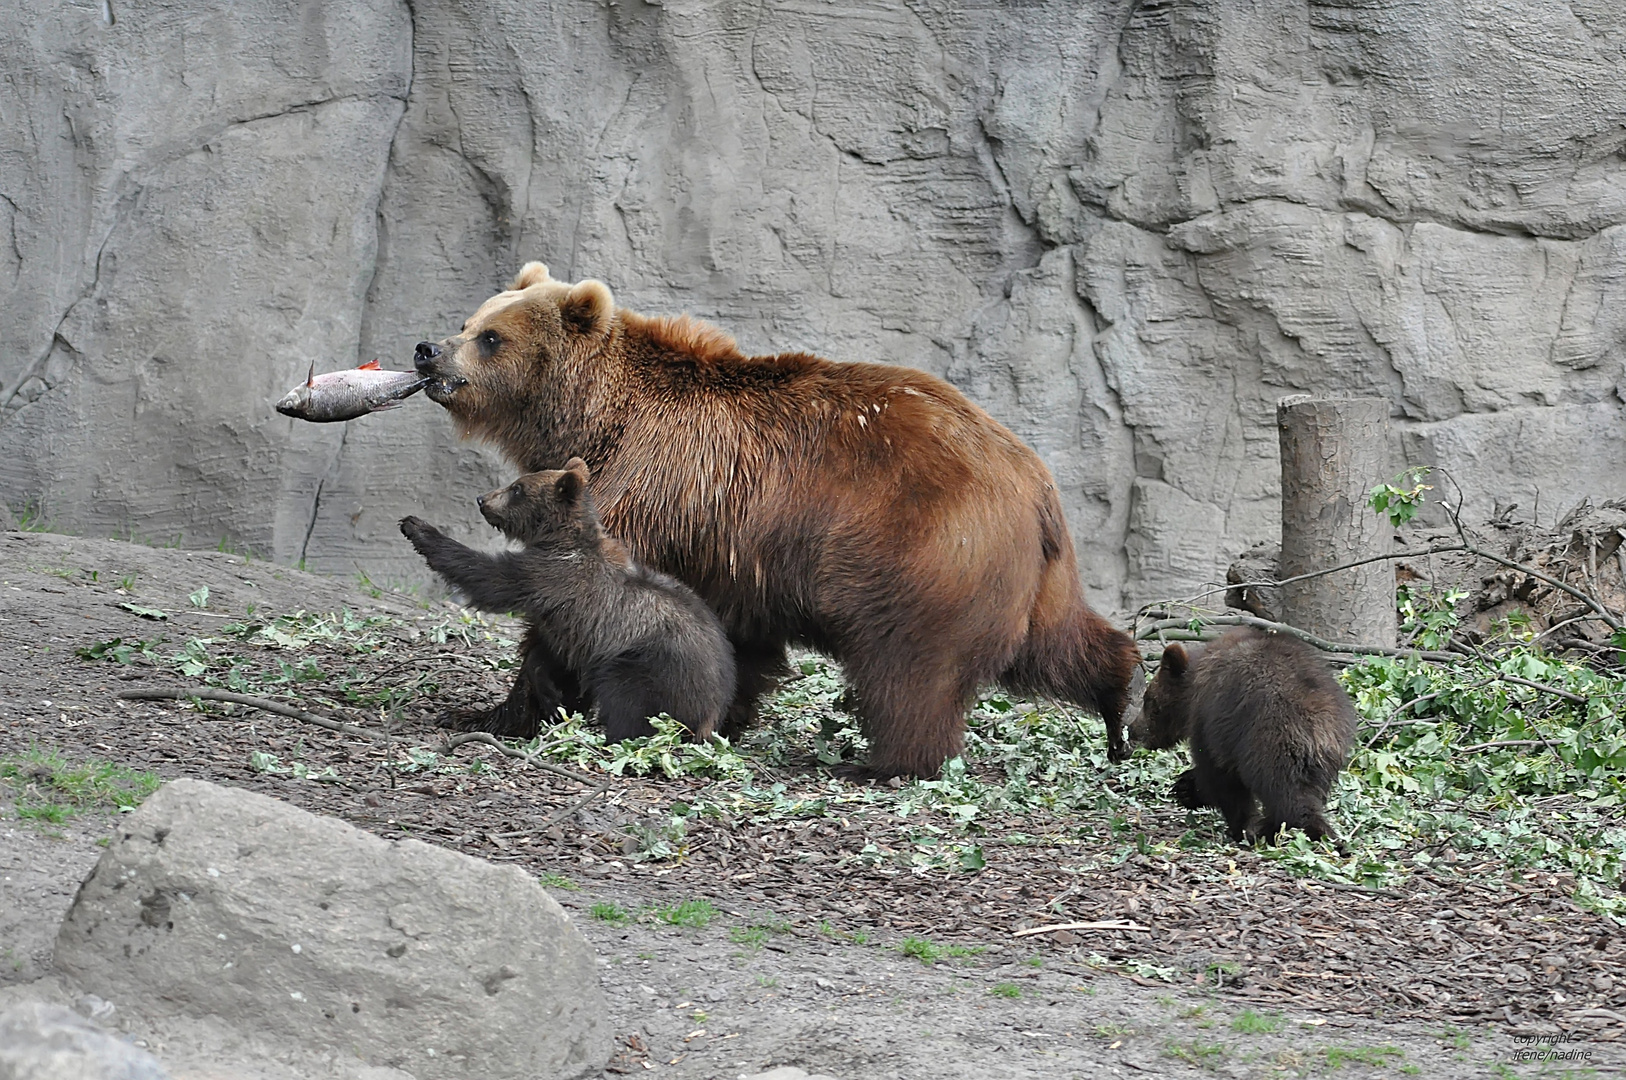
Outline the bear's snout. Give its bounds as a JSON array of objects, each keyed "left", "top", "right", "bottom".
[{"left": 414, "top": 341, "right": 442, "bottom": 373}]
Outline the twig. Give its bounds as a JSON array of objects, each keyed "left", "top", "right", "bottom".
[
  {"left": 1135, "top": 614, "right": 1457, "bottom": 662},
  {"left": 118, "top": 687, "right": 394, "bottom": 742},
  {"left": 1457, "top": 739, "right": 1543, "bottom": 752},
  {"left": 439, "top": 730, "right": 601, "bottom": 786},
  {"left": 1364, "top": 685, "right": 1486, "bottom": 748},
  {"left": 1530, "top": 614, "right": 1609, "bottom": 645},
  {"left": 1134, "top": 544, "right": 1472, "bottom": 617},
  {"left": 539, "top": 782, "right": 613, "bottom": 829},
  {"left": 1498, "top": 675, "right": 1586, "bottom": 705},
  {"left": 1300, "top": 881, "right": 1404, "bottom": 900},
  {"left": 486, "top": 780, "right": 614, "bottom": 838},
  {"left": 1012, "top": 919, "right": 1150, "bottom": 938}
]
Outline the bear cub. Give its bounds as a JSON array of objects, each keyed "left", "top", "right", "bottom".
[
  {"left": 399, "top": 457, "right": 736, "bottom": 742},
  {"left": 1129, "top": 627, "right": 1356, "bottom": 844}
]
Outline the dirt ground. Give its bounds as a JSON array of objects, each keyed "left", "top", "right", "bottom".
[{"left": 1, "top": 527, "right": 1622, "bottom": 1079}]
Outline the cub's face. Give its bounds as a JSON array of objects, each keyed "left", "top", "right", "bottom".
[
  {"left": 477, "top": 458, "right": 592, "bottom": 545},
  {"left": 1127, "top": 643, "right": 1191, "bottom": 751},
  {"left": 412, "top": 261, "right": 615, "bottom": 430}
]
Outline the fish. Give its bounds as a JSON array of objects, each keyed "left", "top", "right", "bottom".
[{"left": 275, "top": 360, "right": 432, "bottom": 423}]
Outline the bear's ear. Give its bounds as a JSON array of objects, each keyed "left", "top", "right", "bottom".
[
  {"left": 554, "top": 462, "right": 586, "bottom": 504},
  {"left": 510, "top": 262, "right": 552, "bottom": 290},
  {"left": 1158, "top": 643, "right": 1190, "bottom": 679},
  {"left": 559, "top": 280, "right": 614, "bottom": 339}
]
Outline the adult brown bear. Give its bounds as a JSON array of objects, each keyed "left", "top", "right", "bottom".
[{"left": 413, "top": 262, "right": 1136, "bottom": 776}]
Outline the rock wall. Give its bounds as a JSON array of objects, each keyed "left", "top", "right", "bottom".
[{"left": 3, "top": 0, "right": 1624, "bottom": 613}]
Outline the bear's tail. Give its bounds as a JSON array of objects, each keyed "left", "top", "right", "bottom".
[{"left": 999, "top": 493, "right": 1139, "bottom": 760}]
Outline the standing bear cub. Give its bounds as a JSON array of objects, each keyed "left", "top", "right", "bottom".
[
  {"left": 399, "top": 458, "right": 736, "bottom": 742},
  {"left": 1129, "top": 628, "right": 1357, "bottom": 844},
  {"left": 412, "top": 261, "right": 1138, "bottom": 776}
]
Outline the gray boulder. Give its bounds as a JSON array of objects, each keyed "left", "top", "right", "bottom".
[
  {"left": 53, "top": 779, "right": 611, "bottom": 1080},
  {"left": 0, "top": 1000, "right": 170, "bottom": 1080}
]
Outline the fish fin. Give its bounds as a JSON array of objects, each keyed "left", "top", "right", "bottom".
[
  {"left": 305, "top": 361, "right": 315, "bottom": 388},
  {"left": 357, "top": 359, "right": 383, "bottom": 370}
]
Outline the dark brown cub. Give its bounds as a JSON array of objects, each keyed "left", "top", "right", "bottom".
[
  {"left": 1129, "top": 627, "right": 1357, "bottom": 844},
  {"left": 400, "top": 458, "right": 736, "bottom": 742}
]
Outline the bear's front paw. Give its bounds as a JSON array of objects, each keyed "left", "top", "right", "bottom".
[
  {"left": 399, "top": 516, "right": 439, "bottom": 545},
  {"left": 1171, "top": 769, "right": 1203, "bottom": 810}
]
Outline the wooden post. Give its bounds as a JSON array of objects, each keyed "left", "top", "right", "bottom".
[{"left": 1277, "top": 396, "right": 1396, "bottom": 648}]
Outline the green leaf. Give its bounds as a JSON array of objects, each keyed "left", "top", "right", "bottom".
[
  {"left": 188, "top": 586, "right": 210, "bottom": 609},
  {"left": 118, "top": 602, "right": 168, "bottom": 620}
]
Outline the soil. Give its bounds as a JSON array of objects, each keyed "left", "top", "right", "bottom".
[{"left": 1, "top": 528, "right": 1622, "bottom": 1079}]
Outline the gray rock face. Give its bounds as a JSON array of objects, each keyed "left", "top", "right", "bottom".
[
  {"left": 0, "top": 1000, "right": 170, "bottom": 1080},
  {"left": 53, "top": 779, "right": 611, "bottom": 1080},
  {"left": 2, "top": 1, "right": 1624, "bottom": 612}
]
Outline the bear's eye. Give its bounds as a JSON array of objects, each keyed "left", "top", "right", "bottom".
[
  {"left": 479, "top": 330, "right": 501, "bottom": 352},
  {"left": 510, "top": 483, "right": 522, "bottom": 497}
]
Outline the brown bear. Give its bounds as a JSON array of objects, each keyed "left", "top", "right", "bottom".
[
  {"left": 1128, "top": 627, "right": 1357, "bottom": 843},
  {"left": 411, "top": 261, "right": 1137, "bottom": 777},
  {"left": 399, "top": 458, "right": 736, "bottom": 742}
]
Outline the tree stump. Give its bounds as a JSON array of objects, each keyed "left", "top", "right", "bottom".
[{"left": 1277, "top": 396, "right": 1396, "bottom": 648}]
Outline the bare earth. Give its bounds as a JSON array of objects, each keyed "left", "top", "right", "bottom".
[{"left": 0, "top": 528, "right": 1621, "bottom": 1079}]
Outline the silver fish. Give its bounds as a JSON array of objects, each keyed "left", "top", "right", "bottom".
[{"left": 275, "top": 361, "right": 431, "bottom": 423}]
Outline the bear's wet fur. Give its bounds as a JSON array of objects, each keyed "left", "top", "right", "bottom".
[
  {"left": 399, "top": 458, "right": 736, "bottom": 742},
  {"left": 1129, "top": 627, "right": 1357, "bottom": 843},
  {"left": 411, "top": 261, "right": 1138, "bottom": 777}
]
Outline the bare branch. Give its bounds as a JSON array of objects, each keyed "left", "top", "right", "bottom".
[
  {"left": 440, "top": 729, "right": 601, "bottom": 787},
  {"left": 118, "top": 686, "right": 395, "bottom": 742},
  {"left": 1135, "top": 613, "right": 1458, "bottom": 662},
  {"left": 1133, "top": 544, "right": 1471, "bottom": 618}
]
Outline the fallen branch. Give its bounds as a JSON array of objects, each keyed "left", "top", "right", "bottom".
[
  {"left": 118, "top": 687, "right": 394, "bottom": 742},
  {"left": 439, "top": 730, "right": 601, "bottom": 787},
  {"left": 1135, "top": 614, "right": 1457, "bottom": 662},
  {"left": 1012, "top": 919, "right": 1150, "bottom": 938},
  {"left": 1457, "top": 739, "right": 1544, "bottom": 752},
  {"left": 539, "top": 782, "right": 613, "bottom": 829},
  {"left": 1498, "top": 675, "right": 1586, "bottom": 705},
  {"left": 1139, "top": 543, "right": 1474, "bottom": 616},
  {"left": 1364, "top": 685, "right": 1480, "bottom": 748}
]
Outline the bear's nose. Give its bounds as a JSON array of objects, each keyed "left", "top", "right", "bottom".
[
  {"left": 475, "top": 493, "right": 488, "bottom": 507},
  {"left": 414, "top": 341, "right": 441, "bottom": 373}
]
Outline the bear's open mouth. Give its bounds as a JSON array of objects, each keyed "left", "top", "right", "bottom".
[{"left": 424, "top": 375, "right": 469, "bottom": 403}]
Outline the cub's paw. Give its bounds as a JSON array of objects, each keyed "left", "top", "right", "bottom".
[
  {"left": 398, "top": 515, "right": 439, "bottom": 545},
  {"left": 1171, "top": 769, "right": 1203, "bottom": 810}
]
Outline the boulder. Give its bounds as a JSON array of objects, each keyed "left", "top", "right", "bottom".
[
  {"left": 53, "top": 779, "right": 611, "bottom": 1080},
  {"left": 0, "top": 1000, "right": 170, "bottom": 1080}
]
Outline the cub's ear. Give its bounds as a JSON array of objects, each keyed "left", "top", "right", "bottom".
[
  {"left": 562, "top": 456, "right": 590, "bottom": 482},
  {"left": 559, "top": 279, "right": 614, "bottom": 339},
  {"left": 554, "top": 464, "right": 585, "bottom": 504},
  {"left": 510, "top": 261, "right": 552, "bottom": 290},
  {"left": 1158, "top": 643, "right": 1190, "bottom": 679}
]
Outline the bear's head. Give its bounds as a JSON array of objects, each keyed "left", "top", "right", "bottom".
[
  {"left": 413, "top": 261, "right": 617, "bottom": 442},
  {"left": 476, "top": 456, "right": 599, "bottom": 547},
  {"left": 1127, "top": 643, "right": 1193, "bottom": 751}
]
